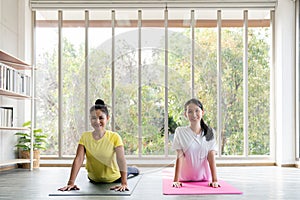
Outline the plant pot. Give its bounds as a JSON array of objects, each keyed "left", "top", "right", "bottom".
[{"left": 19, "top": 150, "right": 40, "bottom": 169}]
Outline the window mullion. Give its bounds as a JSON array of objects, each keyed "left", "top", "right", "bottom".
[
  {"left": 138, "top": 10, "right": 142, "bottom": 158},
  {"left": 217, "top": 10, "right": 222, "bottom": 157},
  {"left": 85, "top": 10, "right": 89, "bottom": 131},
  {"left": 243, "top": 10, "right": 249, "bottom": 157},
  {"left": 164, "top": 8, "right": 169, "bottom": 157},
  {"left": 58, "top": 10, "right": 63, "bottom": 158},
  {"left": 111, "top": 10, "right": 116, "bottom": 131},
  {"left": 191, "top": 10, "right": 195, "bottom": 98}
]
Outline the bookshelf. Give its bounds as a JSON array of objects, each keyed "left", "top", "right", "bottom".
[{"left": 0, "top": 49, "right": 33, "bottom": 169}]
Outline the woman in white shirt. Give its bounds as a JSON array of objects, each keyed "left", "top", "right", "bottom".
[{"left": 172, "top": 98, "right": 220, "bottom": 188}]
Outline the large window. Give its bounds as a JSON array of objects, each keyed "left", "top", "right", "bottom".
[
  {"left": 35, "top": 8, "right": 272, "bottom": 159},
  {"left": 36, "top": 11, "right": 59, "bottom": 155}
]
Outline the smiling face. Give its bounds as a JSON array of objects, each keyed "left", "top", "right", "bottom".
[
  {"left": 185, "top": 102, "right": 204, "bottom": 125},
  {"left": 90, "top": 109, "right": 109, "bottom": 131}
]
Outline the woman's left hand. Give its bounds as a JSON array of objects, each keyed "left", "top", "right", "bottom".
[
  {"left": 209, "top": 181, "right": 221, "bottom": 188},
  {"left": 110, "top": 184, "right": 129, "bottom": 192}
]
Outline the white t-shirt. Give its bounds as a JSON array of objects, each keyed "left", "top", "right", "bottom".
[{"left": 172, "top": 126, "right": 218, "bottom": 181}]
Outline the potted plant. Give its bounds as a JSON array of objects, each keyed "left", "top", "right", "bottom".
[{"left": 15, "top": 121, "right": 47, "bottom": 168}]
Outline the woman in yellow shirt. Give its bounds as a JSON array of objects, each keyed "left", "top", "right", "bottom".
[{"left": 58, "top": 99, "right": 139, "bottom": 192}]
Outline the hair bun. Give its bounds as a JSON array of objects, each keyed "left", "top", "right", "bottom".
[{"left": 95, "top": 99, "right": 105, "bottom": 106}]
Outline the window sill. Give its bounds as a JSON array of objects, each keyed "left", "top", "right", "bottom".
[{"left": 39, "top": 156, "right": 276, "bottom": 167}]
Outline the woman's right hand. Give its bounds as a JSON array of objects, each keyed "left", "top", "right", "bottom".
[
  {"left": 172, "top": 181, "right": 183, "bottom": 188},
  {"left": 58, "top": 184, "right": 80, "bottom": 191}
]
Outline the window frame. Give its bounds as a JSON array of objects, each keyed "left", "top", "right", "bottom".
[{"left": 33, "top": 8, "right": 275, "bottom": 163}]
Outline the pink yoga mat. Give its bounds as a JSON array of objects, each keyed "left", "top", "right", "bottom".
[{"left": 163, "top": 179, "right": 243, "bottom": 195}]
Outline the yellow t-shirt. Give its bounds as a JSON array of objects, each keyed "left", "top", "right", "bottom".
[{"left": 79, "top": 130, "right": 124, "bottom": 183}]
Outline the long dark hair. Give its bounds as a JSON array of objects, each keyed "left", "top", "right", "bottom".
[
  {"left": 184, "top": 98, "right": 214, "bottom": 141},
  {"left": 90, "top": 99, "right": 109, "bottom": 116}
]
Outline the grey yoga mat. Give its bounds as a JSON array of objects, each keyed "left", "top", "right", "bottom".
[{"left": 49, "top": 175, "right": 142, "bottom": 196}]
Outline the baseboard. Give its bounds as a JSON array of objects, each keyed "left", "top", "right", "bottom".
[
  {"left": 0, "top": 164, "right": 17, "bottom": 171},
  {"left": 217, "top": 162, "right": 276, "bottom": 167},
  {"left": 40, "top": 163, "right": 176, "bottom": 168},
  {"left": 40, "top": 158, "right": 298, "bottom": 168},
  {"left": 275, "top": 163, "right": 297, "bottom": 168}
]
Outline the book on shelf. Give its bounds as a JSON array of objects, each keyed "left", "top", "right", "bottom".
[
  {"left": 0, "top": 107, "right": 13, "bottom": 127},
  {"left": 0, "top": 62, "right": 31, "bottom": 96},
  {"left": 0, "top": 63, "right": 4, "bottom": 89}
]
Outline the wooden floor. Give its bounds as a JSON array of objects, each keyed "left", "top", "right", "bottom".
[{"left": 0, "top": 166, "right": 300, "bottom": 199}]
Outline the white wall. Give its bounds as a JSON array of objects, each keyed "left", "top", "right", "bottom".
[
  {"left": 0, "top": 0, "right": 19, "bottom": 55},
  {"left": 0, "top": 0, "right": 32, "bottom": 163},
  {"left": 275, "top": 0, "right": 296, "bottom": 166}
]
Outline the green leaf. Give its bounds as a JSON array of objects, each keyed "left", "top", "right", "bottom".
[
  {"left": 15, "top": 132, "right": 30, "bottom": 137},
  {"left": 22, "top": 121, "right": 31, "bottom": 127}
]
